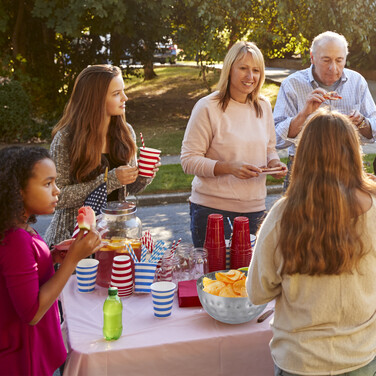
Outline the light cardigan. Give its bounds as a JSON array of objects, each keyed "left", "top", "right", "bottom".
[
  {"left": 247, "top": 196, "right": 376, "bottom": 375},
  {"left": 181, "top": 91, "right": 279, "bottom": 213},
  {"left": 44, "top": 124, "right": 150, "bottom": 246}
]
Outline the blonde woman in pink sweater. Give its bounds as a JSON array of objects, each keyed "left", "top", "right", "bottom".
[{"left": 181, "top": 41, "right": 287, "bottom": 247}]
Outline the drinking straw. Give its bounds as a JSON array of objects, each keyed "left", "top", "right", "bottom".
[
  {"left": 126, "top": 243, "right": 138, "bottom": 263},
  {"left": 140, "top": 132, "right": 145, "bottom": 148},
  {"left": 172, "top": 238, "right": 181, "bottom": 253},
  {"left": 149, "top": 246, "right": 167, "bottom": 263},
  {"left": 140, "top": 244, "right": 148, "bottom": 262},
  {"left": 227, "top": 217, "right": 233, "bottom": 233}
]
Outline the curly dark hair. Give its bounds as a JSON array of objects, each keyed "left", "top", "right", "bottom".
[{"left": 0, "top": 146, "right": 51, "bottom": 240}]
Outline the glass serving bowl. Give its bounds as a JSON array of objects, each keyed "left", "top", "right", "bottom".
[{"left": 196, "top": 270, "right": 267, "bottom": 325}]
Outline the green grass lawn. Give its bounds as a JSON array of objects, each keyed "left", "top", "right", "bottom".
[{"left": 142, "top": 154, "right": 376, "bottom": 195}]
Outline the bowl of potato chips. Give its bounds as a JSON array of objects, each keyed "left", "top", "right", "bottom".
[{"left": 196, "top": 269, "right": 267, "bottom": 324}]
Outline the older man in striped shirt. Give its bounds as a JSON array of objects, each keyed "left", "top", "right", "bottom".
[{"left": 274, "top": 31, "right": 376, "bottom": 190}]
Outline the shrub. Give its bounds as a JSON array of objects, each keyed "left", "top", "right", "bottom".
[{"left": 0, "top": 78, "right": 32, "bottom": 142}]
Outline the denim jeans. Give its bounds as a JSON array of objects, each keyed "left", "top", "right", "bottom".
[
  {"left": 274, "top": 357, "right": 376, "bottom": 376},
  {"left": 189, "top": 201, "right": 266, "bottom": 248},
  {"left": 283, "top": 158, "right": 293, "bottom": 192}
]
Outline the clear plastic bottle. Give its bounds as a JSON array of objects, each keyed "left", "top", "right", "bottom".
[{"left": 103, "top": 287, "right": 123, "bottom": 341}]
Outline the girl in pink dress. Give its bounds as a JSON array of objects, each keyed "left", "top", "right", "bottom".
[{"left": 0, "top": 146, "right": 101, "bottom": 375}]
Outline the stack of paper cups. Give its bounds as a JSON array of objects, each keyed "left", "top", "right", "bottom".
[
  {"left": 138, "top": 147, "right": 161, "bottom": 177},
  {"left": 110, "top": 255, "right": 133, "bottom": 298},
  {"left": 134, "top": 262, "right": 158, "bottom": 293}
]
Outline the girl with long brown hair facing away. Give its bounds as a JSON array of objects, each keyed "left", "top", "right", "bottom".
[
  {"left": 45, "top": 65, "right": 159, "bottom": 246},
  {"left": 247, "top": 108, "right": 376, "bottom": 375}
]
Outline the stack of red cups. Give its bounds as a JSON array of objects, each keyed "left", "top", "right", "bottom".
[
  {"left": 204, "top": 214, "right": 227, "bottom": 272},
  {"left": 230, "top": 216, "right": 252, "bottom": 269}
]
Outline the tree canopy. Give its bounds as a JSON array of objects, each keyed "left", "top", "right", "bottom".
[{"left": 1, "top": 0, "right": 375, "bottom": 137}]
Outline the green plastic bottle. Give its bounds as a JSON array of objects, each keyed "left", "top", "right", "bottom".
[{"left": 103, "top": 287, "right": 123, "bottom": 341}]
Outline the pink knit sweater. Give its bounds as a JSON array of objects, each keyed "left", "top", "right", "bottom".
[{"left": 181, "top": 91, "right": 279, "bottom": 213}]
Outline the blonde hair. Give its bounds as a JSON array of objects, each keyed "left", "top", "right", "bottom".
[
  {"left": 216, "top": 41, "right": 265, "bottom": 116},
  {"left": 52, "top": 65, "right": 136, "bottom": 182},
  {"left": 279, "top": 108, "right": 376, "bottom": 275}
]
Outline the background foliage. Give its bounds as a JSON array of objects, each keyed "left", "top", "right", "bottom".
[{"left": 1, "top": 0, "right": 376, "bottom": 142}]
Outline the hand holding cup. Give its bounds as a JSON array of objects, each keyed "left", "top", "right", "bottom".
[{"left": 116, "top": 165, "right": 139, "bottom": 185}]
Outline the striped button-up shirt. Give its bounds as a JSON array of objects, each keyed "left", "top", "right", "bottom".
[{"left": 274, "top": 65, "right": 376, "bottom": 155}]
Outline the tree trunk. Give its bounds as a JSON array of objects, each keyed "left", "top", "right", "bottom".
[
  {"left": 11, "top": 0, "right": 25, "bottom": 58},
  {"left": 143, "top": 60, "right": 157, "bottom": 80}
]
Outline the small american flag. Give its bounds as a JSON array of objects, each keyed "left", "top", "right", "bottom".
[{"left": 72, "top": 168, "right": 108, "bottom": 238}]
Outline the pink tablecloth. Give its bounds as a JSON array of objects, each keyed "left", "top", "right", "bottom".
[{"left": 61, "top": 276, "right": 274, "bottom": 376}]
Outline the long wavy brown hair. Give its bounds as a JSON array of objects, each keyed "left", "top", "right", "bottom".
[
  {"left": 52, "top": 65, "right": 136, "bottom": 182},
  {"left": 279, "top": 109, "right": 376, "bottom": 275},
  {"left": 216, "top": 41, "right": 265, "bottom": 116}
]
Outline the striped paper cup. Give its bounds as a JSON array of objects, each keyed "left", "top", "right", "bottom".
[
  {"left": 151, "top": 281, "right": 176, "bottom": 318},
  {"left": 134, "top": 262, "right": 158, "bottom": 293},
  {"left": 110, "top": 255, "right": 133, "bottom": 297},
  {"left": 76, "top": 259, "right": 99, "bottom": 293}
]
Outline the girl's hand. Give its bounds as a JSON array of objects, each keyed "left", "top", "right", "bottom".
[
  {"left": 51, "top": 238, "right": 74, "bottom": 264},
  {"left": 64, "top": 226, "right": 102, "bottom": 264},
  {"left": 266, "top": 160, "right": 288, "bottom": 180},
  {"left": 116, "top": 165, "right": 139, "bottom": 185}
]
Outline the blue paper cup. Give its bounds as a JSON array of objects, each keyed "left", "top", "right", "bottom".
[
  {"left": 76, "top": 259, "right": 99, "bottom": 293},
  {"left": 151, "top": 281, "right": 176, "bottom": 318},
  {"left": 251, "top": 234, "right": 256, "bottom": 249},
  {"left": 134, "top": 262, "right": 158, "bottom": 293}
]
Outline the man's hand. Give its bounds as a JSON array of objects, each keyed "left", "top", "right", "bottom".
[{"left": 288, "top": 88, "right": 328, "bottom": 138}]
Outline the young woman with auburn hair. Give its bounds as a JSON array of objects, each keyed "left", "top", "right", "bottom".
[
  {"left": 45, "top": 65, "right": 159, "bottom": 246},
  {"left": 247, "top": 108, "right": 376, "bottom": 375}
]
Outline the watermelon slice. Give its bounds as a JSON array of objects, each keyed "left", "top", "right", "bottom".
[{"left": 77, "top": 206, "right": 96, "bottom": 231}]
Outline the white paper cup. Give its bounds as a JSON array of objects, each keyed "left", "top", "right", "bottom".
[
  {"left": 76, "top": 259, "right": 99, "bottom": 293},
  {"left": 151, "top": 281, "right": 176, "bottom": 318}
]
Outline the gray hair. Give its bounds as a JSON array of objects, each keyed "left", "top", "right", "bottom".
[{"left": 311, "top": 31, "right": 349, "bottom": 56}]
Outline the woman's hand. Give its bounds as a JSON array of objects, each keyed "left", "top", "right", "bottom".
[
  {"left": 215, "top": 161, "right": 262, "bottom": 179},
  {"left": 151, "top": 159, "right": 161, "bottom": 178},
  {"left": 266, "top": 159, "right": 288, "bottom": 180},
  {"left": 64, "top": 226, "right": 102, "bottom": 264},
  {"left": 116, "top": 165, "right": 139, "bottom": 185}
]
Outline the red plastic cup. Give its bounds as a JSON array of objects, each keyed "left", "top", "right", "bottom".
[
  {"left": 204, "top": 214, "right": 226, "bottom": 272},
  {"left": 230, "top": 216, "right": 252, "bottom": 269}
]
